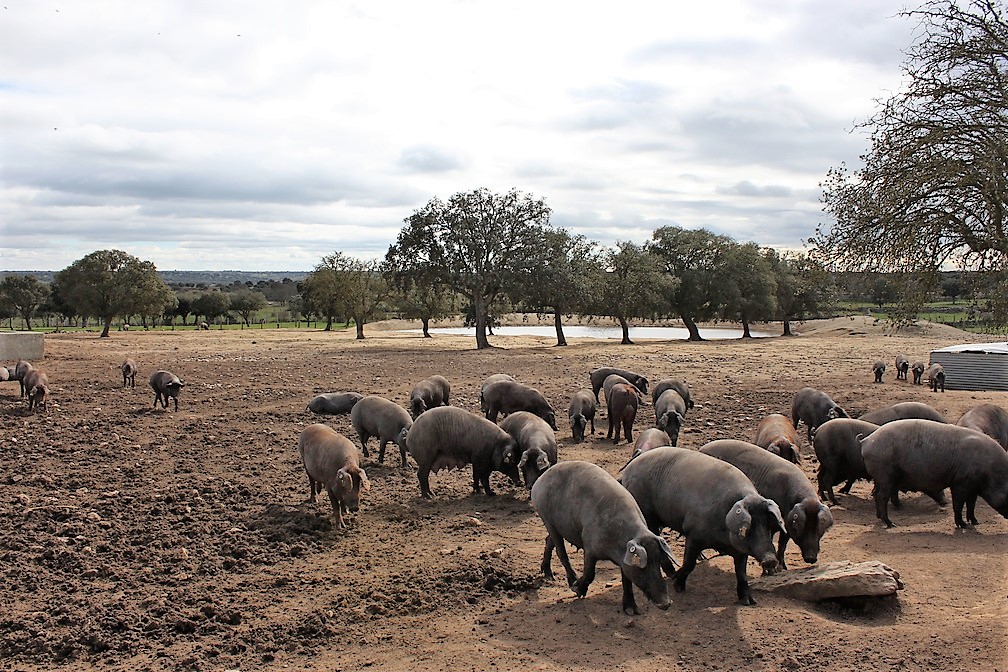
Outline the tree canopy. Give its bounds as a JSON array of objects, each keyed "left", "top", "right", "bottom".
[
  {"left": 0, "top": 274, "right": 49, "bottom": 331},
  {"left": 53, "top": 250, "right": 174, "bottom": 337},
  {"left": 589, "top": 241, "right": 673, "bottom": 345},
  {"left": 815, "top": 0, "right": 1008, "bottom": 305},
  {"left": 386, "top": 187, "right": 551, "bottom": 349}
]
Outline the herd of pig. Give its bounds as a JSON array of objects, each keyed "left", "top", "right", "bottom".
[
  {"left": 2, "top": 359, "right": 50, "bottom": 412},
  {"left": 295, "top": 362, "right": 1008, "bottom": 615},
  {"left": 7, "top": 353, "right": 1005, "bottom": 616}
]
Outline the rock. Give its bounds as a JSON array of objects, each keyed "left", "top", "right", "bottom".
[{"left": 750, "top": 560, "right": 904, "bottom": 601}]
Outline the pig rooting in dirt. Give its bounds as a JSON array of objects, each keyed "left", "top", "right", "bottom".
[
  {"left": 753, "top": 414, "right": 800, "bottom": 463},
  {"left": 499, "top": 411, "right": 558, "bottom": 489},
  {"left": 531, "top": 460, "right": 675, "bottom": 615},
  {"left": 957, "top": 404, "right": 1008, "bottom": 451},
  {"left": 567, "top": 390, "right": 596, "bottom": 443},
  {"left": 619, "top": 446, "right": 785, "bottom": 605},
  {"left": 298, "top": 423, "right": 370, "bottom": 529},
  {"left": 150, "top": 370, "right": 184, "bottom": 411},
  {"left": 350, "top": 395, "right": 413, "bottom": 467},
  {"left": 406, "top": 406, "right": 520, "bottom": 499},
  {"left": 307, "top": 392, "right": 364, "bottom": 415}
]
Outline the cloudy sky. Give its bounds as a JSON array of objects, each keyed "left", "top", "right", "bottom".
[{"left": 1, "top": 1, "right": 915, "bottom": 271}]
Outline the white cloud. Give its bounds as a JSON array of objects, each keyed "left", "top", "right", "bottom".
[{"left": 0, "top": 0, "right": 912, "bottom": 271}]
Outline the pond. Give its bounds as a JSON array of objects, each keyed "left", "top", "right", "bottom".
[{"left": 404, "top": 325, "right": 774, "bottom": 339}]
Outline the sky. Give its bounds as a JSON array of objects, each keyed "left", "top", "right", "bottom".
[{"left": 0, "top": 1, "right": 917, "bottom": 272}]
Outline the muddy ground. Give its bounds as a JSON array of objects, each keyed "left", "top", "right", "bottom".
[{"left": 1, "top": 315, "right": 1006, "bottom": 672}]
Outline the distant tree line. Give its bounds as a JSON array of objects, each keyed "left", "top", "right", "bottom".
[{"left": 5, "top": 185, "right": 1007, "bottom": 344}]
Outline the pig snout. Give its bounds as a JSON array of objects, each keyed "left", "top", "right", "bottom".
[{"left": 759, "top": 554, "right": 779, "bottom": 575}]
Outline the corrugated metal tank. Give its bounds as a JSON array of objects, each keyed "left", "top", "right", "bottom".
[{"left": 930, "top": 342, "right": 1008, "bottom": 391}]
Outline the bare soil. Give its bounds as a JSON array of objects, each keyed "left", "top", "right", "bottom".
[{"left": 1, "top": 316, "right": 1006, "bottom": 672}]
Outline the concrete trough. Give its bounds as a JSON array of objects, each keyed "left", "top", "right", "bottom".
[
  {"left": 930, "top": 342, "right": 1008, "bottom": 391},
  {"left": 0, "top": 332, "right": 45, "bottom": 362}
]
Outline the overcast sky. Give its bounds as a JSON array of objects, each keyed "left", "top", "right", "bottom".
[{"left": 0, "top": 1, "right": 916, "bottom": 271}]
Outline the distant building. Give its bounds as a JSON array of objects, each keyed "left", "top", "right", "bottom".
[{"left": 930, "top": 343, "right": 1008, "bottom": 391}]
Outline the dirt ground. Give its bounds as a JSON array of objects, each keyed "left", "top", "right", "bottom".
[{"left": 1, "top": 315, "right": 1006, "bottom": 672}]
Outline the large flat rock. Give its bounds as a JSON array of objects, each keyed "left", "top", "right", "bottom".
[{"left": 750, "top": 560, "right": 904, "bottom": 601}]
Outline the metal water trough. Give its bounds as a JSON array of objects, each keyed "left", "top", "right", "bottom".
[{"left": 930, "top": 342, "right": 1008, "bottom": 391}]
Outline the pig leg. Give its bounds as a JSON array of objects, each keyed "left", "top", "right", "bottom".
[
  {"left": 572, "top": 553, "right": 598, "bottom": 599},
  {"left": 620, "top": 572, "right": 640, "bottom": 616},
  {"left": 734, "top": 553, "right": 756, "bottom": 605},
  {"left": 540, "top": 537, "right": 555, "bottom": 579},
  {"left": 326, "top": 489, "right": 345, "bottom": 529},
  {"left": 965, "top": 493, "right": 979, "bottom": 526},
  {"left": 672, "top": 537, "right": 703, "bottom": 593},
  {"left": 377, "top": 439, "right": 389, "bottom": 464},
  {"left": 305, "top": 472, "right": 317, "bottom": 502},
  {"left": 545, "top": 527, "right": 579, "bottom": 589},
  {"left": 417, "top": 464, "right": 433, "bottom": 499},
  {"left": 839, "top": 479, "right": 855, "bottom": 495},
  {"left": 874, "top": 483, "right": 896, "bottom": 527},
  {"left": 623, "top": 416, "right": 633, "bottom": 445},
  {"left": 774, "top": 533, "right": 791, "bottom": 572},
  {"left": 589, "top": 416, "right": 596, "bottom": 434},
  {"left": 357, "top": 432, "right": 371, "bottom": 458}
]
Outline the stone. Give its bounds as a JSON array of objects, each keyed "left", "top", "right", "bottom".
[{"left": 750, "top": 560, "right": 904, "bottom": 601}]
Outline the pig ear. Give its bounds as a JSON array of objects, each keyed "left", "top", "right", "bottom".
[
  {"left": 656, "top": 536, "right": 680, "bottom": 571},
  {"left": 536, "top": 452, "right": 550, "bottom": 471},
  {"left": 336, "top": 468, "right": 348, "bottom": 486},
  {"left": 766, "top": 500, "right": 787, "bottom": 534},
  {"left": 817, "top": 503, "right": 833, "bottom": 534},
  {"left": 623, "top": 540, "right": 648, "bottom": 569},
  {"left": 726, "top": 500, "right": 753, "bottom": 539}
]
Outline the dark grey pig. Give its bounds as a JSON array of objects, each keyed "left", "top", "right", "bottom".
[
  {"left": 912, "top": 361, "right": 926, "bottom": 385},
  {"left": 531, "top": 460, "right": 674, "bottom": 615},
  {"left": 651, "top": 378, "right": 694, "bottom": 411},
  {"left": 859, "top": 401, "right": 947, "bottom": 425},
  {"left": 589, "top": 366, "right": 649, "bottom": 401},
  {"left": 621, "top": 428, "right": 673, "bottom": 470},
  {"left": 812, "top": 418, "right": 880, "bottom": 503},
  {"left": 619, "top": 446, "right": 784, "bottom": 605},
  {"left": 306, "top": 392, "right": 364, "bottom": 415},
  {"left": 861, "top": 419, "right": 1008, "bottom": 528},
  {"left": 928, "top": 363, "right": 945, "bottom": 392},
  {"left": 298, "top": 423, "right": 370, "bottom": 528},
  {"left": 406, "top": 406, "right": 519, "bottom": 499},
  {"left": 791, "top": 387, "right": 848, "bottom": 442},
  {"left": 350, "top": 395, "right": 412, "bottom": 467},
  {"left": 479, "top": 374, "right": 515, "bottom": 414},
  {"left": 895, "top": 354, "right": 909, "bottom": 381},
  {"left": 150, "top": 370, "right": 184, "bottom": 411},
  {"left": 409, "top": 375, "right": 451, "bottom": 419},
  {"left": 567, "top": 389, "right": 596, "bottom": 442},
  {"left": 872, "top": 360, "right": 886, "bottom": 383},
  {"left": 122, "top": 358, "right": 137, "bottom": 388},
  {"left": 653, "top": 389, "right": 686, "bottom": 446},
  {"left": 957, "top": 404, "right": 1008, "bottom": 450},
  {"left": 481, "top": 380, "right": 557, "bottom": 430},
  {"left": 14, "top": 360, "right": 33, "bottom": 398},
  {"left": 500, "top": 411, "right": 558, "bottom": 489},
  {"left": 700, "top": 440, "right": 833, "bottom": 570}
]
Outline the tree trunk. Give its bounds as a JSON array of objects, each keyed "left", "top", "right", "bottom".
[
  {"left": 474, "top": 296, "right": 491, "bottom": 349},
  {"left": 324, "top": 315, "right": 333, "bottom": 331},
  {"left": 741, "top": 320, "right": 752, "bottom": 338},
  {"left": 782, "top": 318, "right": 793, "bottom": 336},
  {"left": 681, "top": 313, "right": 703, "bottom": 341},
  {"left": 422, "top": 317, "right": 431, "bottom": 338},
  {"left": 617, "top": 316, "right": 634, "bottom": 345},
  {"left": 355, "top": 316, "right": 365, "bottom": 340},
  {"left": 100, "top": 315, "right": 112, "bottom": 338},
  {"left": 553, "top": 310, "right": 567, "bottom": 346}
]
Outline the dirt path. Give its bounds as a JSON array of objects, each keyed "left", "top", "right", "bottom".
[{"left": 1, "top": 320, "right": 1006, "bottom": 671}]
